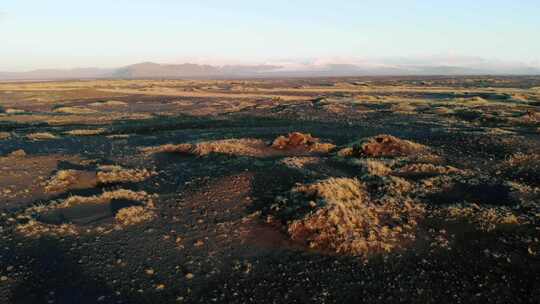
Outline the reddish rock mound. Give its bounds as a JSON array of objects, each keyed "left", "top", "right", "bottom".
[
  {"left": 340, "top": 134, "right": 429, "bottom": 158},
  {"left": 272, "top": 132, "right": 336, "bottom": 154}
]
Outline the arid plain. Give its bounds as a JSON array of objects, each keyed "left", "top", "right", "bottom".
[{"left": 0, "top": 76, "right": 539, "bottom": 303}]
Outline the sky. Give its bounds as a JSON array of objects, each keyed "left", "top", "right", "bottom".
[{"left": 1, "top": 0, "right": 539, "bottom": 71}]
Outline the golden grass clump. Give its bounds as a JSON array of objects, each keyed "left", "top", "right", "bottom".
[
  {"left": 340, "top": 134, "right": 429, "bottom": 158},
  {"left": 361, "top": 159, "right": 392, "bottom": 176},
  {"left": 141, "top": 139, "right": 265, "bottom": 157},
  {"left": 142, "top": 133, "right": 335, "bottom": 158},
  {"left": 7, "top": 149, "right": 26, "bottom": 157},
  {"left": 96, "top": 167, "right": 155, "bottom": 184},
  {"left": 26, "top": 132, "right": 58, "bottom": 140},
  {"left": 280, "top": 157, "right": 320, "bottom": 170},
  {"left": 190, "top": 139, "right": 267, "bottom": 156},
  {"left": 44, "top": 170, "right": 97, "bottom": 193},
  {"left": 62, "top": 189, "right": 151, "bottom": 207},
  {"left": 0, "top": 132, "right": 11, "bottom": 140},
  {"left": 285, "top": 178, "right": 425, "bottom": 256},
  {"left": 53, "top": 106, "right": 99, "bottom": 114},
  {"left": 65, "top": 128, "right": 105, "bottom": 136},
  {"left": 115, "top": 206, "right": 156, "bottom": 226},
  {"left": 436, "top": 203, "right": 521, "bottom": 232},
  {"left": 393, "top": 163, "right": 462, "bottom": 178},
  {"left": 5, "top": 108, "right": 26, "bottom": 114},
  {"left": 16, "top": 220, "right": 78, "bottom": 238}
]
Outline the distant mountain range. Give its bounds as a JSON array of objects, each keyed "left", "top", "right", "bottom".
[{"left": 1, "top": 60, "right": 539, "bottom": 81}]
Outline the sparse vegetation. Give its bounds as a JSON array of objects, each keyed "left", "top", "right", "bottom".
[
  {"left": 96, "top": 167, "right": 155, "bottom": 184},
  {"left": 1, "top": 77, "right": 539, "bottom": 303},
  {"left": 142, "top": 133, "right": 335, "bottom": 158},
  {"left": 501, "top": 153, "right": 540, "bottom": 185},
  {"left": 274, "top": 178, "right": 425, "bottom": 257}
]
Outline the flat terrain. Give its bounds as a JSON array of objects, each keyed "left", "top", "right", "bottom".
[{"left": 0, "top": 76, "right": 539, "bottom": 303}]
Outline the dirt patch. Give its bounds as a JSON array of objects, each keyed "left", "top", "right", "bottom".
[
  {"left": 0, "top": 153, "right": 84, "bottom": 209},
  {"left": 426, "top": 182, "right": 512, "bottom": 206}
]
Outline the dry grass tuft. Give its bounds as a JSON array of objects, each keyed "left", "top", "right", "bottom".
[
  {"left": 280, "top": 157, "right": 321, "bottom": 170},
  {"left": 0, "top": 132, "right": 11, "bottom": 140},
  {"left": 16, "top": 220, "right": 78, "bottom": 238},
  {"left": 435, "top": 203, "right": 522, "bottom": 232},
  {"left": 44, "top": 170, "right": 97, "bottom": 193},
  {"left": 26, "top": 132, "right": 58, "bottom": 140},
  {"left": 340, "top": 135, "right": 429, "bottom": 158},
  {"left": 53, "top": 106, "right": 99, "bottom": 114},
  {"left": 62, "top": 189, "right": 150, "bottom": 207},
  {"left": 393, "top": 163, "right": 462, "bottom": 178},
  {"left": 190, "top": 139, "right": 266, "bottom": 156},
  {"left": 96, "top": 167, "right": 155, "bottom": 184},
  {"left": 281, "top": 178, "right": 425, "bottom": 256},
  {"left": 361, "top": 159, "right": 393, "bottom": 176},
  {"left": 65, "top": 128, "right": 105, "bottom": 136},
  {"left": 5, "top": 108, "right": 25, "bottom": 114},
  {"left": 6, "top": 149, "right": 26, "bottom": 157},
  {"left": 115, "top": 206, "right": 156, "bottom": 226},
  {"left": 142, "top": 133, "right": 335, "bottom": 158}
]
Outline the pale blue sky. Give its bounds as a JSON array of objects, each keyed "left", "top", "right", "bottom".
[{"left": 1, "top": 0, "right": 539, "bottom": 71}]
